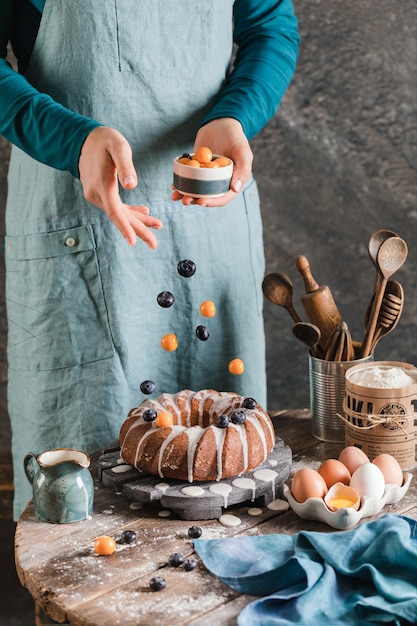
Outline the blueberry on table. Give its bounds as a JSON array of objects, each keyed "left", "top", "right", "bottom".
[
  {"left": 187, "top": 526, "right": 202, "bottom": 539},
  {"left": 168, "top": 552, "right": 185, "bottom": 567},
  {"left": 243, "top": 397, "right": 257, "bottom": 409},
  {"left": 177, "top": 259, "right": 196, "bottom": 277},
  {"left": 184, "top": 558, "right": 198, "bottom": 571},
  {"left": 231, "top": 410, "right": 246, "bottom": 425},
  {"left": 120, "top": 530, "right": 137, "bottom": 544},
  {"left": 140, "top": 380, "right": 156, "bottom": 395},
  {"left": 150, "top": 576, "right": 167, "bottom": 591},
  {"left": 157, "top": 291, "right": 175, "bottom": 308},
  {"left": 143, "top": 409, "right": 157, "bottom": 422},
  {"left": 196, "top": 325, "right": 209, "bottom": 341},
  {"left": 216, "top": 414, "right": 229, "bottom": 428}
]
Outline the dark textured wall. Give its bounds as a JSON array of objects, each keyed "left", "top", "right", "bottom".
[{"left": 1, "top": 1, "right": 416, "bottom": 465}]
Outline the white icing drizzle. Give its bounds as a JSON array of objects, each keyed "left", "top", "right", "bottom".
[
  {"left": 186, "top": 426, "right": 206, "bottom": 482},
  {"left": 219, "top": 513, "right": 241, "bottom": 527},
  {"left": 229, "top": 422, "right": 249, "bottom": 471},
  {"left": 181, "top": 485, "right": 205, "bottom": 497},
  {"left": 253, "top": 468, "right": 278, "bottom": 500},
  {"left": 157, "top": 427, "right": 184, "bottom": 477},
  {"left": 209, "top": 482, "right": 232, "bottom": 508},
  {"left": 210, "top": 425, "right": 227, "bottom": 481},
  {"left": 154, "top": 483, "right": 170, "bottom": 492},
  {"left": 267, "top": 499, "right": 289, "bottom": 512},
  {"left": 111, "top": 464, "right": 132, "bottom": 473},
  {"left": 232, "top": 477, "right": 257, "bottom": 501},
  {"left": 246, "top": 415, "right": 268, "bottom": 457},
  {"left": 247, "top": 507, "right": 263, "bottom": 516}
]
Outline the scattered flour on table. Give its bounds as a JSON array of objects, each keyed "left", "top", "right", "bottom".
[{"left": 349, "top": 366, "right": 417, "bottom": 388}]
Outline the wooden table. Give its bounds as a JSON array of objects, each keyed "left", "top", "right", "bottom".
[{"left": 15, "top": 409, "right": 417, "bottom": 626}]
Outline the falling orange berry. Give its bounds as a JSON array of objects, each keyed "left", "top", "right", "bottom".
[
  {"left": 228, "top": 358, "right": 245, "bottom": 375},
  {"left": 199, "top": 300, "right": 216, "bottom": 318},
  {"left": 161, "top": 333, "right": 178, "bottom": 351}
]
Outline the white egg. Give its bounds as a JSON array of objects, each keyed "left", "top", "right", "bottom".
[{"left": 349, "top": 462, "right": 385, "bottom": 499}]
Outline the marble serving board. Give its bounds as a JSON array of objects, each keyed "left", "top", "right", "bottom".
[{"left": 98, "top": 437, "right": 292, "bottom": 520}]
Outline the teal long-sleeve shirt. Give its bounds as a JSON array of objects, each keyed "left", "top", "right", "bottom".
[{"left": 0, "top": 0, "right": 299, "bottom": 180}]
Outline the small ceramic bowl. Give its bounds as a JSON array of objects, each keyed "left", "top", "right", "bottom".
[{"left": 173, "top": 154, "right": 233, "bottom": 198}]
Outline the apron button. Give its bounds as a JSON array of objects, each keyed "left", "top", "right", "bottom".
[{"left": 65, "top": 236, "right": 77, "bottom": 247}]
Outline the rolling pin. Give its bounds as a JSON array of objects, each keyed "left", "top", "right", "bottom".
[{"left": 295, "top": 255, "right": 343, "bottom": 352}]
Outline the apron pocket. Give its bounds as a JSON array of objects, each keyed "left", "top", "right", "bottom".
[{"left": 5, "top": 225, "right": 114, "bottom": 371}]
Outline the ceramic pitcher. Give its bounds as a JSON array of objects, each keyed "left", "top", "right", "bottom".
[{"left": 24, "top": 448, "right": 94, "bottom": 523}]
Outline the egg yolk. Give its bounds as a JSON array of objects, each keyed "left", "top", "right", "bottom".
[
  {"left": 156, "top": 412, "right": 174, "bottom": 428},
  {"left": 200, "top": 300, "right": 216, "bottom": 317},
  {"left": 228, "top": 358, "right": 245, "bottom": 375},
  {"left": 94, "top": 536, "right": 116, "bottom": 555},
  {"left": 161, "top": 333, "right": 178, "bottom": 351}
]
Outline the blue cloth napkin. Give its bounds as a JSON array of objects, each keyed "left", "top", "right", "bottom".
[{"left": 194, "top": 514, "right": 417, "bottom": 625}]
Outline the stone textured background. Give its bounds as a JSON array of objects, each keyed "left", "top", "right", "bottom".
[{"left": 0, "top": 0, "right": 416, "bottom": 463}]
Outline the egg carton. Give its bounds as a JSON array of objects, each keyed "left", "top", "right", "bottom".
[
  {"left": 284, "top": 472, "right": 413, "bottom": 530},
  {"left": 98, "top": 438, "right": 292, "bottom": 520}
]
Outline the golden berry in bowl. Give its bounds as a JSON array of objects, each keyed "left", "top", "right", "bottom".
[{"left": 173, "top": 147, "right": 233, "bottom": 198}]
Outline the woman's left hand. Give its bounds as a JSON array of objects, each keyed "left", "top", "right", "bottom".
[{"left": 171, "top": 118, "right": 253, "bottom": 206}]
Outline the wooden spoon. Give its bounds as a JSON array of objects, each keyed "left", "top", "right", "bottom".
[
  {"left": 370, "top": 281, "right": 404, "bottom": 353},
  {"left": 365, "top": 229, "right": 398, "bottom": 319},
  {"left": 292, "top": 322, "right": 322, "bottom": 358},
  {"left": 361, "top": 236, "right": 408, "bottom": 357},
  {"left": 262, "top": 273, "right": 302, "bottom": 323}
]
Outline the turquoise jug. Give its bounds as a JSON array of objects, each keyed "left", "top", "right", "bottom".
[{"left": 24, "top": 448, "right": 94, "bottom": 523}]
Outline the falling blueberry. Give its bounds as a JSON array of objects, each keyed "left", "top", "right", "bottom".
[
  {"left": 196, "top": 325, "right": 209, "bottom": 341},
  {"left": 120, "top": 530, "right": 137, "bottom": 544},
  {"left": 157, "top": 291, "right": 175, "bottom": 308},
  {"left": 187, "top": 526, "right": 202, "bottom": 539},
  {"left": 231, "top": 410, "right": 246, "bottom": 425},
  {"left": 149, "top": 576, "right": 167, "bottom": 591},
  {"left": 177, "top": 259, "right": 196, "bottom": 278},
  {"left": 140, "top": 380, "right": 156, "bottom": 395},
  {"left": 168, "top": 553, "right": 185, "bottom": 567},
  {"left": 143, "top": 409, "right": 157, "bottom": 422},
  {"left": 216, "top": 414, "right": 229, "bottom": 428},
  {"left": 243, "top": 397, "right": 257, "bottom": 409},
  {"left": 184, "top": 558, "right": 198, "bottom": 571}
]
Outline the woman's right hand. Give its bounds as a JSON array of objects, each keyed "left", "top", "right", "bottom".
[{"left": 79, "top": 126, "right": 163, "bottom": 248}]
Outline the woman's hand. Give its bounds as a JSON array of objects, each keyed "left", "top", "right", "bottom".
[
  {"left": 79, "top": 127, "right": 163, "bottom": 247},
  {"left": 171, "top": 118, "right": 253, "bottom": 206}
]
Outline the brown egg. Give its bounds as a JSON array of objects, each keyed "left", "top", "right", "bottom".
[
  {"left": 338, "top": 446, "right": 369, "bottom": 475},
  {"left": 318, "top": 459, "right": 351, "bottom": 488},
  {"left": 372, "top": 454, "right": 403, "bottom": 486},
  {"left": 290, "top": 468, "right": 328, "bottom": 503}
]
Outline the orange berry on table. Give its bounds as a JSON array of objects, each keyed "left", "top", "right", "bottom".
[
  {"left": 194, "top": 146, "right": 213, "bottom": 164},
  {"left": 200, "top": 300, "right": 216, "bottom": 318},
  {"left": 161, "top": 333, "right": 178, "bottom": 351},
  {"left": 156, "top": 411, "right": 174, "bottom": 428},
  {"left": 228, "top": 358, "right": 245, "bottom": 375},
  {"left": 214, "top": 157, "right": 231, "bottom": 167},
  {"left": 94, "top": 536, "right": 116, "bottom": 556}
]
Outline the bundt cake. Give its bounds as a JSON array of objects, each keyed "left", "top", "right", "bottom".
[{"left": 119, "top": 389, "right": 275, "bottom": 482}]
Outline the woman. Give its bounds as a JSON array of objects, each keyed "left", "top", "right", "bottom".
[{"left": 1, "top": 0, "right": 299, "bottom": 519}]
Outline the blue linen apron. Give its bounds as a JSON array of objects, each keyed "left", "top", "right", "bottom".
[{"left": 5, "top": 0, "right": 267, "bottom": 519}]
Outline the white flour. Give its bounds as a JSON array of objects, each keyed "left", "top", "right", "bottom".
[{"left": 349, "top": 365, "right": 417, "bottom": 388}]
